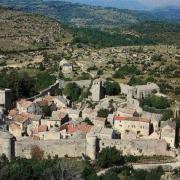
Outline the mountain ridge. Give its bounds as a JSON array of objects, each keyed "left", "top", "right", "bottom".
[{"left": 0, "top": 0, "right": 179, "bottom": 29}]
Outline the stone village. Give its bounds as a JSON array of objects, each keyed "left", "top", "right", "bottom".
[{"left": 0, "top": 78, "right": 179, "bottom": 160}]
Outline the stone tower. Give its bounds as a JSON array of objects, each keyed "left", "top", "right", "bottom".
[
  {"left": 90, "top": 79, "right": 104, "bottom": 102},
  {"left": 86, "top": 132, "right": 97, "bottom": 160},
  {"left": 174, "top": 101, "right": 180, "bottom": 118},
  {"left": 0, "top": 89, "right": 12, "bottom": 110},
  {"left": 0, "top": 130, "right": 14, "bottom": 160}
]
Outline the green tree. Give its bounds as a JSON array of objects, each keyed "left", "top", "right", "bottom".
[
  {"left": 42, "top": 105, "right": 52, "bottom": 117},
  {"left": 96, "top": 147, "right": 125, "bottom": 168},
  {"left": 101, "top": 171, "right": 119, "bottom": 180},
  {"left": 97, "top": 109, "right": 109, "bottom": 118},
  {"left": 128, "top": 76, "right": 146, "bottom": 86},
  {"left": 104, "top": 81, "right": 120, "bottom": 96},
  {"left": 63, "top": 83, "right": 81, "bottom": 101},
  {"left": 141, "top": 94, "right": 170, "bottom": 109},
  {"left": 161, "top": 109, "right": 173, "bottom": 121},
  {"left": 83, "top": 117, "right": 94, "bottom": 125}
]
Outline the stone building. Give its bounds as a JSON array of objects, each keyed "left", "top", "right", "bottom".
[
  {"left": 114, "top": 116, "right": 151, "bottom": 139},
  {"left": 62, "top": 63, "right": 73, "bottom": 74},
  {"left": 120, "top": 83, "right": 160, "bottom": 100},
  {"left": 161, "top": 120, "right": 176, "bottom": 148},
  {"left": 174, "top": 101, "right": 180, "bottom": 118},
  {"left": 17, "top": 99, "right": 42, "bottom": 114},
  {"left": 0, "top": 130, "right": 14, "bottom": 160},
  {"left": 90, "top": 79, "right": 104, "bottom": 102},
  {"left": 0, "top": 89, "right": 12, "bottom": 110}
]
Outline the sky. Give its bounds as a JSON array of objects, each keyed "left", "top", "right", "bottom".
[
  {"left": 137, "top": 0, "right": 180, "bottom": 8},
  {"left": 46, "top": 0, "right": 180, "bottom": 10}
]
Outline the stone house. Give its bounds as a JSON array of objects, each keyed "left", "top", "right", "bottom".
[
  {"left": 62, "top": 63, "right": 73, "bottom": 74},
  {"left": 31, "top": 125, "right": 48, "bottom": 135},
  {"left": 90, "top": 127, "right": 115, "bottom": 139},
  {"left": 107, "top": 114, "right": 114, "bottom": 125},
  {"left": 9, "top": 123, "right": 22, "bottom": 137},
  {"left": 40, "top": 118, "right": 63, "bottom": 129},
  {"left": 17, "top": 99, "right": 42, "bottom": 114},
  {"left": 120, "top": 83, "right": 160, "bottom": 100},
  {"left": 59, "top": 108, "right": 80, "bottom": 120},
  {"left": 53, "top": 96, "right": 70, "bottom": 109},
  {"left": 82, "top": 108, "right": 97, "bottom": 120},
  {"left": 60, "top": 123, "right": 93, "bottom": 139},
  {"left": 92, "top": 117, "right": 106, "bottom": 127},
  {"left": 10, "top": 114, "right": 31, "bottom": 137},
  {"left": 114, "top": 116, "right": 150, "bottom": 139},
  {"left": 161, "top": 120, "right": 176, "bottom": 148},
  {"left": 116, "top": 107, "right": 139, "bottom": 117},
  {"left": 142, "top": 112, "right": 162, "bottom": 132}
]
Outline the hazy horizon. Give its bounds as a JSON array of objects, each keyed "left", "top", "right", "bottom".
[{"left": 44, "top": 0, "right": 180, "bottom": 10}]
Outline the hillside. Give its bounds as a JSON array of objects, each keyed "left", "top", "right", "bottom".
[
  {"left": 0, "top": 0, "right": 150, "bottom": 27},
  {"left": 0, "top": 6, "right": 71, "bottom": 53},
  {"left": 0, "top": 0, "right": 179, "bottom": 28}
]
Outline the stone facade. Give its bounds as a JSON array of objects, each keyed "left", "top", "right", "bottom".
[
  {"left": 14, "top": 136, "right": 174, "bottom": 160},
  {"left": 100, "top": 139, "right": 173, "bottom": 157},
  {"left": 114, "top": 116, "right": 150, "bottom": 138},
  {"left": 15, "top": 138, "right": 86, "bottom": 159},
  {"left": 0, "top": 89, "right": 12, "bottom": 110},
  {"left": 90, "top": 79, "right": 104, "bottom": 102},
  {"left": 0, "top": 130, "right": 14, "bottom": 160}
]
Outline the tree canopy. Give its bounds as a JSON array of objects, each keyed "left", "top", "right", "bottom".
[
  {"left": 140, "top": 94, "right": 170, "bottom": 109},
  {"left": 104, "top": 81, "right": 120, "bottom": 96},
  {"left": 63, "top": 82, "right": 82, "bottom": 101},
  {"left": 96, "top": 147, "right": 125, "bottom": 168}
]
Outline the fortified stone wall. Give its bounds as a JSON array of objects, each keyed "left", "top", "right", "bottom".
[
  {"left": 28, "top": 81, "right": 59, "bottom": 101},
  {"left": 100, "top": 139, "right": 175, "bottom": 157},
  {"left": 15, "top": 139, "right": 87, "bottom": 158},
  {"left": 0, "top": 89, "right": 12, "bottom": 110},
  {"left": 0, "top": 130, "right": 14, "bottom": 160}
]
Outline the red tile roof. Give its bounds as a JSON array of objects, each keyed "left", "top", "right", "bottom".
[
  {"left": 32, "top": 125, "right": 48, "bottom": 134},
  {"left": 17, "top": 99, "right": 33, "bottom": 108},
  {"left": 8, "top": 109, "right": 18, "bottom": 117},
  {"left": 114, "top": 116, "right": 150, "bottom": 123},
  {"left": 60, "top": 124, "right": 93, "bottom": 134},
  {"left": 114, "top": 116, "right": 127, "bottom": 121}
]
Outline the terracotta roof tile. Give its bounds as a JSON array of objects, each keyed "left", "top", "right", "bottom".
[
  {"left": 17, "top": 99, "right": 33, "bottom": 108},
  {"left": 114, "top": 116, "right": 150, "bottom": 123}
]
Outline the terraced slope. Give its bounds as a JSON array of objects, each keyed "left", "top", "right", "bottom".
[{"left": 0, "top": 7, "right": 72, "bottom": 53}]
